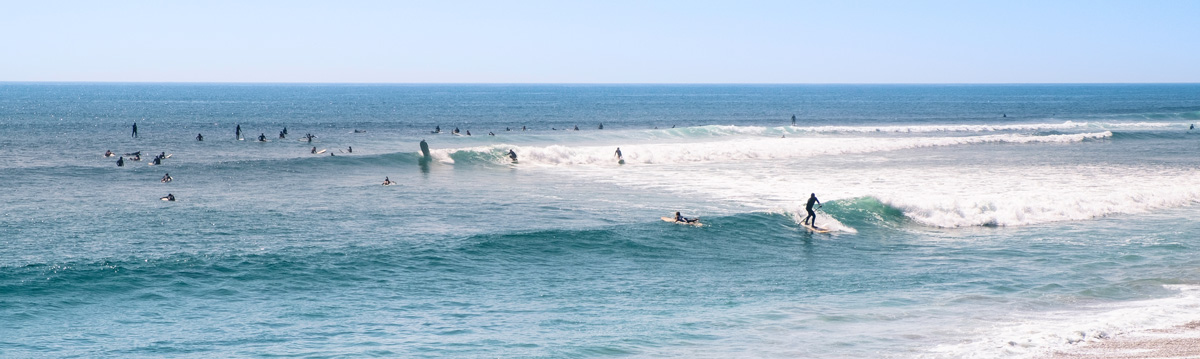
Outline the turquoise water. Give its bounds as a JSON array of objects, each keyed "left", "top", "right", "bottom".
[{"left": 3, "top": 84, "right": 1200, "bottom": 358}]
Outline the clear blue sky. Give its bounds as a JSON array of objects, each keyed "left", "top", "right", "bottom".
[{"left": 2, "top": 0, "right": 1197, "bottom": 83}]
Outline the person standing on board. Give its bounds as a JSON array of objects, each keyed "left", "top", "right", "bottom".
[
  {"left": 132, "top": 122, "right": 138, "bottom": 138},
  {"left": 802, "top": 193, "right": 822, "bottom": 227}
]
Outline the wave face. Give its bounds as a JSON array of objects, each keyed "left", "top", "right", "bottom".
[{"left": 3, "top": 84, "right": 1200, "bottom": 358}]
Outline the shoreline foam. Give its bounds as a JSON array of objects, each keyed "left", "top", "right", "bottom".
[{"left": 1046, "top": 322, "right": 1200, "bottom": 359}]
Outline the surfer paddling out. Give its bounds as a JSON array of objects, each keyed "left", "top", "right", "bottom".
[{"left": 661, "top": 212, "right": 702, "bottom": 226}]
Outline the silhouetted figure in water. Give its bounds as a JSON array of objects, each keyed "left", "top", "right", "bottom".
[
  {"left": 131, "top": 123, "right": 138, "bottom": 138},
  {"left": 162, "top": 193, "right": 175, "bottom": 201},
  {"left": 258, "top": 133, "right": 266, "bottom": 142},
  {"left": 574, "top": 125, "right": 579, "bottom": 131},
  {"left": 614, "top": 147, "right": 623, "bottom": 161},
  {"left": 419, "top": 139, "right": 431, "bottom": 159},
  {"left": 161, "top": 173, "right": 172, "bottom": 183},
  {"left": 1191, "top": 124, "right": 1195, "bottom": 131},
  {"left": 791, "top": 114, "right": 796, "bottom": 126},
  {"left": 279, "top": 130, "right": 286, "bottom": 139},
  {"left": 508, "top": 149, "right": 518, "bottom": 162},
  {"left": 311, "top": 147, "right": 317, "bottom": 154},
  {"left": 236, "top": 124, "right": 242, "bottom": 139},
  {"left": 599, "top": 123, "right": 604, "bottom": 130},
  {"left": 434, "top": 125, "right": 441, "bottom": 133},
  {"left": 803, "top": 193, "right": 822, "bottom": 227},
  {"left": 117, "top": 157, "right": 124, "bottom": 167},
  {"left": 197, "top": 133, "right": 204, "bottom": 141}
]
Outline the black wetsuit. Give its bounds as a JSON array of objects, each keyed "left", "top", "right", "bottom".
[{"left": 804, "top": 195, "right": 821, "bottom": 226}]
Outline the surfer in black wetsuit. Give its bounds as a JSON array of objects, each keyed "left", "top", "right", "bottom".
[
  {"left": 508, "top": 149, "right": 518, "bottom": 162},
  {"left": 279, "top": 130, "right": 286, "bottom": 139},
  {"left": 803, "top": 193, "right": 822, "bottom": 227},
  {"left": 599, "top": 123, "right": 603, "bottom": 130},
  {"left": 197, "top": 133, "right": 204, "bottom": 141},
  {"left": 153, "top": 156, "right": 161, "bottom": 165},
  {"left": 792, "top": 114, "right": 796, "bottom": 126},
  {"left": 311, "top": 146, "right": 317, "bottom": 154},
  {"left": 614, "top": 147, "right": 623, "bottom": 161},
  {"left": 105, "top": 150, "right": 114, "bottom": 157},
  {"left": 1191, "top": 124, "right": 1195, "bottom": 131},
  {"left": 674, "top": 212, "right": 698, "bottom": 224},
  {"left": 161, "top": 173, "right": 172, "bottom": 183},
  {"left": 419, "top": 139, "right": 431, "bottom": 159},
  {"left": 258, "top": 133, "right": 266, "bottom": 142},
  {"left": 132, "top": 123, "right": 138, "bottom": 138},
  {"left": 162, "top": 193, "right": 175, "bottom": 201},
  {"left": 382, "top": 177, "right": 393, "bottom": 185},
  {"left": 236, "top": 124, "right": 241, "bottom": 139},
  {"left": 117, "top": 157, "right": 124, "bottom": 167}
]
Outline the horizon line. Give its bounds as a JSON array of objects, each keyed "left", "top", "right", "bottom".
[{"left": 3, "top": 81, "right": 1200, "bottom": 86}]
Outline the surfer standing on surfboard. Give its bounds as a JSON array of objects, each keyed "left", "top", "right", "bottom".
[{"left": 803, "top": 193, "right": 822, "bottom": 228}]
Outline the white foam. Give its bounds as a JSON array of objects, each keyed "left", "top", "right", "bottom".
[
  {"left": 429, "top": 132, "right": 1112, "bottom": 166},
  {"left": 925, "top": 285, "right": 1200, "bottom": 359}
]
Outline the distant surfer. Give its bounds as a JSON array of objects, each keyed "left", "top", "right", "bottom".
[
  {"left": 674, "top": 212, "right": 699, "bottom": 224},
  {"left": 279, "top": 130, "right": 286, "bottom": 139},
  {"left": 236, "top": 124, "right": 241, "bottom": 139},
  {"left": 488, "top": 132, "right": 495, "bottom": 136},
  {"left": 117, "top": 157, "right": 124, "bottom": 167},
  {"left": 105, "top": 150, "right": 114, "bottom": 157},
  {"left": 161, "top": 193, "right": 175, "bottom": 201},
  {"left": 791, "top": 114, "right": 796, "bottom": 126},
  {"left": 282, "top": 127, "right": 288, "bottom": 136},
  {"left": 508, "top": 149, "right": 518, "bottom": 162},
  {"left": 802, "top": 193, "right": 823, "bottom": 228},
  {"left": 1191, "top": 124, "right": 1195, "bottom": 131},
  {"left": 196, "top": 133, "right": 204, "bottom": 141},
  {"left": 434, "top": 125, "right": 441, "bottom": 133},
  {"left": 161, "top": 173, "right": 172, "bottom": 183},
  {"left": 614, "top": 147, "right": 623, "bottom": 161},
  {"left": 258, "top": 133, "right": 266, "bottom": 142},
  {"left": 599, "top": 123, "right": 603, "bottom": 130},
  {"left": 522, "top": 126, "right": 526, "bottom": 131},
  {"left": 131, "top": 122, "right": 138, "bottom": 138},
  {"left": 466, "top": 130, "right": 471, "bottom": 136},
  {"left": 311, "top": 146, "right": 317, "bottom": 154},
  {"left": 152, "top": 156, "right": 161, "bottom": 165},
  {"left": 574, "top": 125, "right": 579, "bottom": 131},
  {"left": 453, "top": 127, "right": 460, "bottom": 135},
  {"left": 419, "top": 139, "right": 431, "bottom": 159},
  {"left": 382, "top": 177, "right": 394, "bottom": 186},
  {"left": 347, "top": 146, "right": 352, "bottom": 153}
]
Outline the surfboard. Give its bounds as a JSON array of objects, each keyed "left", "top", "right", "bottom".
[
  {"left": 661, "top": 217, "right": 703, "bottom": 227},
  {"left": 316, "top": 149, "right": 327, "bottom": 154},
  {"left": 618, "top": 159, "right": 625, "bottom": 165},
  {"left": 801, "top": 223, "right": 830, "bottom": 233}
]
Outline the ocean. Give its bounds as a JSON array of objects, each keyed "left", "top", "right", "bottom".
[{"left": 2, "top": 83, "right": 1200, "bottom": 358}]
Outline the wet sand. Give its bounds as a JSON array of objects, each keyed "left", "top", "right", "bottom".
[{"left": 1046, "top": 322, "right": 1200, "bottom": 359}]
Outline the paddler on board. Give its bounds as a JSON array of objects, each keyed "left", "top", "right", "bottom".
[
  {"left": 802, "top": 193, "right": 823, "bottom": 228},
  {"left": 674, "top": 212, "right": 699, "bottom": 224}
]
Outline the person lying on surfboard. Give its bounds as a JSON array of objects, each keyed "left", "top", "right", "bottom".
[
  {"left": 674, "top": 212, "right": 699, "bottom": 224},
  {"left": 382, "top": 177, "right": 393, "bottom": 186},
  {"left": 802, "top": 193, "right": 822, "bottom": 227}
]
